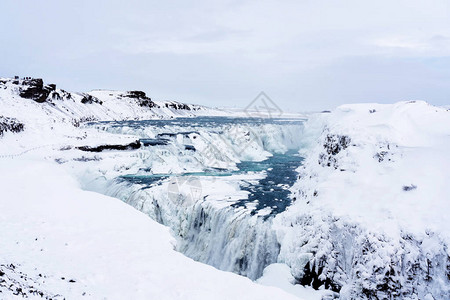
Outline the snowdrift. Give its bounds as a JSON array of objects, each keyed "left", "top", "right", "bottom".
[
  {"left": 275, "top": 101, "right": 450, "bottom": 299},
  {"left": 0, "top": 77, "right": 301, "bottom": 299},
  {"left": 0, "top": 76, "right": 230, "bottom": 127},
  {"left": 1, "top": 75, "right": 449, "bottom": 299},
  {"left": 0, "top": 159, "right": 300, "bottom": 300}
]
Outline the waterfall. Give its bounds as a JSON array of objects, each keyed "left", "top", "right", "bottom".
[{"left": 82, "top": 117, "right": 305, "bottom": 280}]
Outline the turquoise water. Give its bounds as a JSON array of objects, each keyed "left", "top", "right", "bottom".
[
  {"left": 106, "top": 116, "right": 305, "bottom": 216},
  {"left": 234, "top": 150, "right": 303, "bottom": 216},
  {"left": 90, "top": 116, "right": 305, "bottom": 129},
  {"left": 119, "top": 150, "right": 303, "bottom": 216}
]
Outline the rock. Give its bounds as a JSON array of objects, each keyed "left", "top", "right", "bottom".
[
  {"left": 19, "top": 78, "right": 53, "bottom": 103},
  {"left": 127, "top": 90, "right": 147, "bottom": 99},
  {"left": 125, "top": 91, "right": 157, "bottom": 108},
  {"left": 318, "top": 134, "right": 351, "bottom": 169},
  {"left": 165, "top": 101, "right": 191, "bottom": 110},
  {"left": 0, "top": 116, "right": 25, "bottom": 136},
  {"left": 76, "top": 140, "right": 141, "bottom": 152},
  {"left": 81, "top": 94, "right": 102, "bottom": 105}
]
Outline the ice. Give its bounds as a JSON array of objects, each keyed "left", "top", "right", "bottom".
[
  {"left": 2, "top": 77, "right": 448, "bottom": 299},
  {"left": 274, "top": 101, "right": 450, "bottom": 299},
  {"left": 0, "top": 159, "right": 300, "bottom": 300},
  {"left": 86, "top": 118, "right": 305, "bottom": 280}
]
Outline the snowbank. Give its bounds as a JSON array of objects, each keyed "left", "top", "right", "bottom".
[
  {"left": 0, "top": 77, "right": 306, "bottom": 299},
  {"left": 0, "top": 77, "right": 231, "bottom": 128},
  {"left": 275, "top": 101, "right": 450, "bottom": 299},
  {"left": 0, "top": 159, "right": 300, "bottom": 300}
]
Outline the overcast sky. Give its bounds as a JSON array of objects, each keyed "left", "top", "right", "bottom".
[{"left": 1, "top": 0, "right": 449, "bottom": 111}]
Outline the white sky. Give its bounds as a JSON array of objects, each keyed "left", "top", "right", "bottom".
[{"left": 1, "top": 0, "right": 449, "bottom": 111}]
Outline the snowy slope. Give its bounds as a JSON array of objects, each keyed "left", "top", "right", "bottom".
[
  {"left": 275, "top": 101, "right": 450, "bottom": 299},
  {"left": 0, "top": 77, "right": 308, "bottom": 299},
  {"left": 2, "top": 75, "right": 449, "bottom": 299},
  {"left": 0, "top": 158, "right": 302, "bottom": 300},
  {"left": 0, "top": 77, "right": 233, "bottom": 127}
]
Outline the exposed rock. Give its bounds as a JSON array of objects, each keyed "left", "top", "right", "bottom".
[
  {"left": 81, "top": 94, "right": 102, "bottom": 105},
  {"left": 318, "top": 134, "right": 351, "bottom": 169},
  {"left": 127, "top": 90, "right": 147, "bottom": 99},
  {"left": 0, "top": 263, "right": 57, "bottom": 299},
  {"left": 76, "top": 140, "right": 141, "bottom": 152},
  {"left": 125, "top": 91, "right": 157, "bottom": 108},
  {"left": 0, "top": 116, "right": 25, "bottom": 136},
  {"left": 19, "top": 78, "right": 53, "bottom": 103},
  {"left": 71, "top": 116, "right": 98, "bottom": 127},
  {"left": 165, "top": 101, "right": 191, "bottom": 110}
]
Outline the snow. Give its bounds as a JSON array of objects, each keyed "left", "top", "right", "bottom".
[
  {"left": 257, "top": 263, "right": 337, "bottom": 300},
  {"left": 0, "top": 78, "right": 307, "bottom": 299},
  {"left": 0, "top": 77, "right": 244, "bottom": 139},
  {"left": 275, "top": 101, "right": 450, "bottom": 299},
  {"left": 2, "top": 76, "right": 449, "bottom": 299},
  {"left": 0, "top": 159, "right": 300, "bottom": 300},
  {"left": 285, "top": 101, "right": 450, "bottom": 238}
]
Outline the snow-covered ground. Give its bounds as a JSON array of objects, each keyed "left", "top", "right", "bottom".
[
  {"left": 0, "top": 158, "right": 302, "bottom": 300},
  {"left": 0, "top": 77, "right": 236, "bottom": 126},
  {"left": 0, "top": 78, "right": 305, "bottom": 299},
  {"left": 274, "top": 101, "right": 450, "bottom": 299},
  {"left": 1, "top": 76, "right": 449, "bottom": 299}
]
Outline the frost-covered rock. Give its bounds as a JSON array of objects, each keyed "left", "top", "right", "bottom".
[
  {"left": 275, "top": 101, "right": 450, "bottom": 299},
  {"left": 18, "top": 78, "right": 54, "bottom": 103},
  {"left": 0, "top": 76, "right": 232, "bottom": 128},
  {"left": 0, "top": 116, "right": 24, "bottom": 137}
]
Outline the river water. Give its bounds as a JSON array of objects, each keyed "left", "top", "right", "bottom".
[{"left": 87, "top": 116, "right": 305, "bottom": 279}]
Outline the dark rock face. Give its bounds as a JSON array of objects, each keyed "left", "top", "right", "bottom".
[
  {"left": 0, "top": 116, "right": 25, "bottom": 136},
  {"left": 165, "top": 102, "right": 191, "bottom": 110},
  {"left": 127, "top": 91, "right": 147, "bottom": 99},
  {"left": 81, "top": 94, "right": 102, "bottom": 105},
  {"left": 299, "top": 261, "right": 340, "bottom": 292},
  {"left": 76, "top": 140, "right": 141, "bottom": 152},
  {"left": 19, "top": 78, "right": 53, "bottom": 103},
  {"left": 126, "top": 91, "right": 157, "bottom": 108}
]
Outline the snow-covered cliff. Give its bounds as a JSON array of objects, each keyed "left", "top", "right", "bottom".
[
  {"left": 0, "top": 76, "right": 229, "bottom": 126},
  {"left": 274, "top": 101, "right": 450, "bottom": 299},
  {"left": 0, "top": 78, "right": 303, "bottom": 299},
  {"left": 1, "top": 75, "right": 448, "bottom": 300}
]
